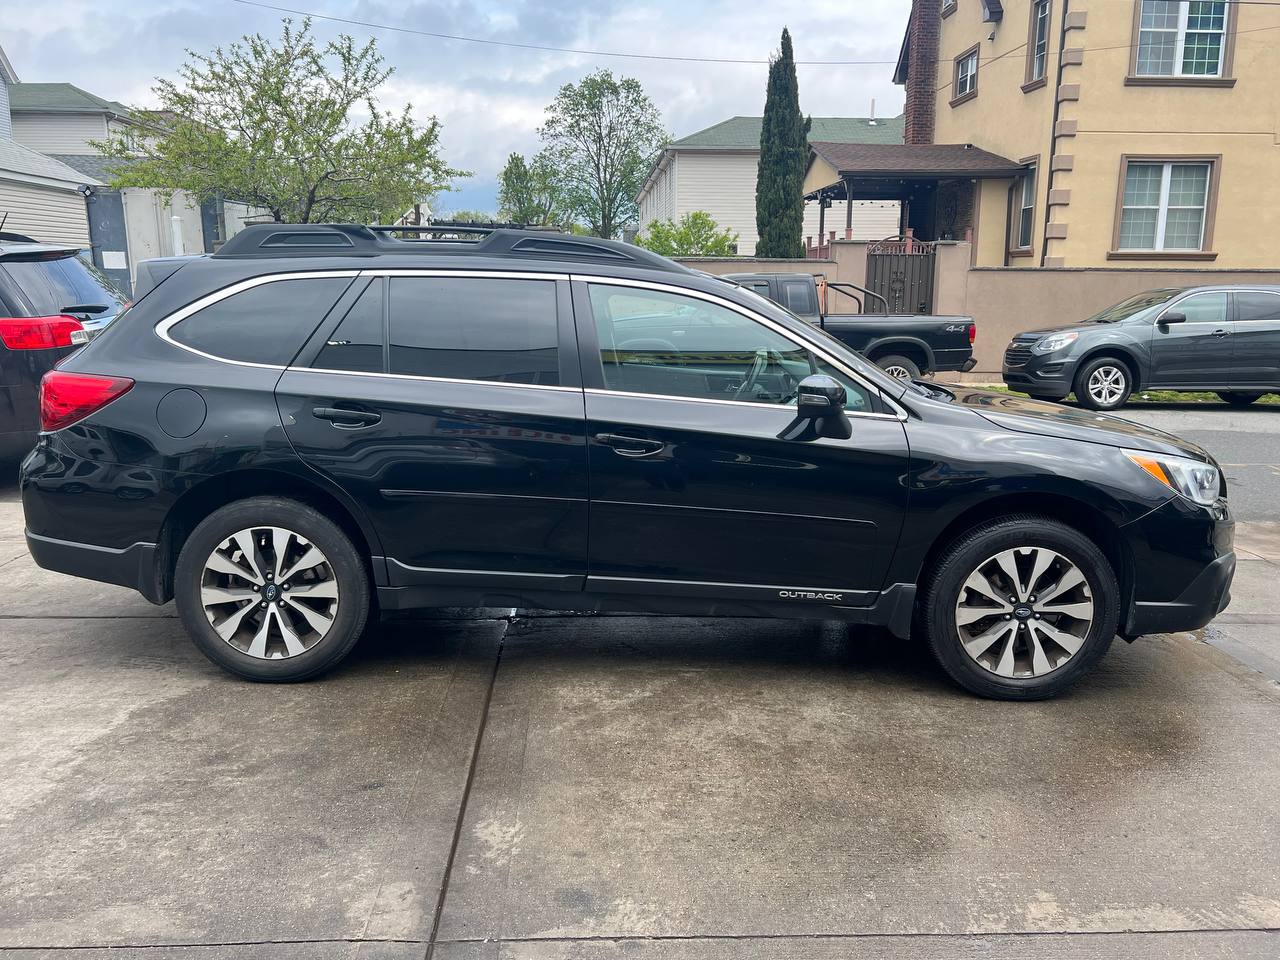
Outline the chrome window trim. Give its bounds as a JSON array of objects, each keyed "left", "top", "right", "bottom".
[
  {"left": 584, "top": 387, "right": 904, "bottom": 421},
  {"left": 358, "top": 268, "right": 571, "bottom": 281},
  {"left": 154, "top": 270, "right": 361, "bottom": 370},
  {"left": 575, "top": 274, "right": 909, "bottom": 421},
  {"left": 300, "top": 366, "right": 580, "bottom": 394}
]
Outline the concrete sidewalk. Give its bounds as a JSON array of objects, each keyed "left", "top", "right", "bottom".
[{"left": 1, "top": 499, "right": 1278, "bottom": 958}]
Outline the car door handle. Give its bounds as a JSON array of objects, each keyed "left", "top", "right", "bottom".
[
  {"left": 312, "top": 406, "right": 381, "bottom": 428},
  {"left": 1212, "top": 328, "right": 1231, "bottom": 338},
  {"left": 595, "top": 432, "right": 666, "bottom": 457}
]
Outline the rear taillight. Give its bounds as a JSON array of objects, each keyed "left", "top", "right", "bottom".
[
  {"left": 0, "top": 315, "right": 87, "bottom": 350},
  {"left": 39, "top": 371, "right": 134, "bottom": 432},
  {"left": 968, "top": 323, "right": 976, "bottom": 345}
]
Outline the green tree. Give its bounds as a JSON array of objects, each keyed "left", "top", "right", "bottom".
[
  {"left": 755, "top": 28, "right": 810, "bottom": 258},
  {"left": 497, "top": 151, "right": 561, "bottom": 226},
  {"left": 96, "top": 18, "right": 466, "bottom": 223},
  {"left": 635, "top": 211, "right": 739, "bottom": 257},
  {"left": 539, "top": 70, "right": 665, "bottom": 238}
]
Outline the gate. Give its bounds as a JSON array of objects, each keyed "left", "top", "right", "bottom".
[{"left": 865, "top": 236, "right": 936, "bottom": 314}]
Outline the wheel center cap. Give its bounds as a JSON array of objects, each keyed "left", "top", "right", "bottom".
[
  {"left": 1013, "top": 604, "right": 1033, "bottom": 620},
  {"left": 263, "top": 584, "right": 279, "bottom": 602}
]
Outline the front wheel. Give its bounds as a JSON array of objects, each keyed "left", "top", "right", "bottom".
[
  {"left": 1217, "top": 391, "right": 1265, "bottom": 407},
  {"left": 918, "top": 515, "right": 1119, "bottom": 700},
  {"left": 175, "top": 496, "right": 370, "bottom": 682},
  {"left": 876, "top": 354, "right": 922, "bottom": 381},
  {"left": 1074, "top": 357, "right": 1132, "bottom": 411}
]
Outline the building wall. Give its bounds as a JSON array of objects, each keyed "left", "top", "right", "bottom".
[
  {"left": 10, "top": 112, "right": 108, "bottom": 154},
  {"left": 930, "top": 0, "right": 1280, "bottom": 269},
  {"left": 651, "top": 150, "right": 899, "bottom": 256},
  {"left": 0, "top": 179, "right": 90, "bottom": 245},
  {"left": 0, "top": 80, "right": 11, "bottom": 140}
]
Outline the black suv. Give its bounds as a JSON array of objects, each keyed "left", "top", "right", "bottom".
[
  {"left": 0, "top": 234, "right": 129, "bottom": 459},
  {"left": 21, "top": 224, "right": 1235, "bottom": 699},
  {"left": 1003, "top": 285, "right": 1280, "bottom": 410}
]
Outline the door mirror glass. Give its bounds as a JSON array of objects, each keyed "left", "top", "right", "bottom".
[
  {"left": 1159, "top": 310, "right": 1186, "bottom": 325},
  {"left": 779, "top": 374, "right": 852, "bottom": 441}
]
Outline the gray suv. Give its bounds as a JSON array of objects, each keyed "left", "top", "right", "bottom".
[{"left": 1002, "top": 285, "right": 1280, "bottom": 410}]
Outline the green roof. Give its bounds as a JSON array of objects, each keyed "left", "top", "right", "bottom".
[
  {"left": 669, "top": 115, "right": 904, "bottom": 150},
  {"left": 8, "top": 83, "right": 132, "bottom": 118}
]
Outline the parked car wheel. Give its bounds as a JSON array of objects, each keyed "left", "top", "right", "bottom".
[
  {"left": 174, "top": 496, "right": 370, "bottom": 682},
  {"left": 876, "top": 354, "right": 922, "bottom": 381},
  {"left": 1217, "top": 391, "right": 1265, "bottom": 407},
  {"left": 919, "top": 515, "right": 1119, "bottom": 700},
  {"left": 1074, "top": 357, "right": 1132, "bottom": 411}
]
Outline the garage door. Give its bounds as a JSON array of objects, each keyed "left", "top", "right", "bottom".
[{"left": 0, "top": 180, "right": 91, "bottom": 247}]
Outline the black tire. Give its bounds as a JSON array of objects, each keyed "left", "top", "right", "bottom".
[
  {"left": 1073, "top": 356, "right": 1132, "bottom": 411},
  {"left": 918, "top": 514, "right": 1119, "bottom": 700},
  {"left": 1217, "top": 391, "right": 1265, "bottom": 407},
  {"left": 174, "top": 496, "right": 370, "bottom": 682},
  {"left": 876, "top": 354, "right": 922, "bottom": 381}
]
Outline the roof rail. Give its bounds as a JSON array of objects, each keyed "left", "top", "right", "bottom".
[{"left": 212, "top": 222, "right": 690, "bottom": 273}]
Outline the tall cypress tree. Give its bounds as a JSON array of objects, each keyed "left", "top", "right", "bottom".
[{"left": 755, "top": 28, "right": 810, "bottom": 258}]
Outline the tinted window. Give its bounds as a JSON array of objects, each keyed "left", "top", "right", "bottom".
[
  {"left": 1171, "top": 292, "right": 1227, "bottom": 324},
  {"left": 1236, "top": 292, "right": 1280, "bottom": 322},
  {"left": 0, "top": 254, "right": 127, "bottom": 316},
  {"left": 313, "top": 279, "right": 384, "bottom": 373},
  {"left": 171, "top": 277, "right": 349, "bottom": 364},
  {"left": 389, "top": 277, "right": 559, "bottom": 385},
  {"left": 781, "top": 280, "right": 816, "bottom": 316},
  {"left": 1087, "top": 288, "right": 1180, "bottom": 323},
  {"left": 588, "top": 283, "right": 872, "bottom": 411}
]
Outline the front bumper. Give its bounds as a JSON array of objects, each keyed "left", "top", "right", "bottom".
[
  {"left": 1122, "top": 497, "right": 1234, "bottom": 637},
  {"left": 25, "top": 530, "right": 165, "bottom": 604},
  {"left": 1002, "top": 352, "right": 1078, "bottom": 396}
]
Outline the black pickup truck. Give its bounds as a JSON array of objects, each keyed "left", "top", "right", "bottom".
[{"left": 724, "top": 272, "right": 976, "bottom": 380}]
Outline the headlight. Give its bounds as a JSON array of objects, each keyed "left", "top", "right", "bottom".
[
  {"left": 1033, "top": 331, "right": 1079, "bottom": 353},
  {"left": 1124, "top": 449, "right": 1222, "bottom": 506}
]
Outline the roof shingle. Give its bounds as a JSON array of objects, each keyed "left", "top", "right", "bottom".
[
  {"left": 8, "top": 82, "right": 132, "bottom": 118},
  {"left": 670, "top": 115, "right": 904, "bottom": 150},
  {"left": 809, "top": 141, "right": 1023, "bottom": 177}
]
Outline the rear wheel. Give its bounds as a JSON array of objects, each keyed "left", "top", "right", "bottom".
[
  {"left": 175, "top": 496, "right": 370, "bottom": 682},
  {"left": 919, "top": 515, "right": 1119, "bottom": 700},
  {"left": 1074, "top": 357, "right": 1132, "bottom": 411},
  {"left": 1217, "top": 391, "right": 1265, "bottom": 407},
  {"left": 876, "top": 354, "right": 922, "bottom": 381}
]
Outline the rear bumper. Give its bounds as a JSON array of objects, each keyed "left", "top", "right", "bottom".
[{"left": 25, "top": 530, "right": 165, "bottom": 604}]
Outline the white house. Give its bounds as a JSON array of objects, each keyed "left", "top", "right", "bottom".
[
  {"left": 637, "top": 116, "right": 906, "bottom": 256},
  {"left": 0, "top": 50, "right": 97, "bottom": 246}
]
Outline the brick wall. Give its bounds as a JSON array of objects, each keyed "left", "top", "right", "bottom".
[{"left": 904, "top": 0, "right": 940, "bottom": 145}]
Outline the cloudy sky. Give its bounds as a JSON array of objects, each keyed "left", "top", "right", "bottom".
[{"left": 4, "top": 0, "right": 910, "bottom": 213}]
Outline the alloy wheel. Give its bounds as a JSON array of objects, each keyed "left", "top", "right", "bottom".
[
  {"left": 199, "top": 526, "right": 340, "bottom": 660},
  {"left": 1086, "top": 365, "right": 1127, "bottom": 406},
  {"left": 954, "top": 546, "right": 1094, "bottom": 678},
  {"left": 883, "top": 364, "right": 913, "bottom": 381}
]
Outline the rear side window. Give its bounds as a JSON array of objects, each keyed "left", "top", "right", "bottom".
[
  {"left": 781, "top": 280, "right": 816, "bottom": 315},
  {"left": 0, "top": 254, "right": 127, "bottom": 316},
  {"left": 314, "top": 279, "right": 384, "bottom": 373},
  {"left": 170, "top": 277, "right": 349, "bottom": 365},
  {"left": 1236, "top": 292, "right": 1280, "bottom": 322},
  {"left": 388, "top": 277, "right": 559, "bottom": 385}
]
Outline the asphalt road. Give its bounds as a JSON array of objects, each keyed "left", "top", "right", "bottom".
[
  {"left": 2, "top": 405, "right": 1279, "bottom": 959},
  {"left": 1090, "top": 403, "right": 1280, "bottom": 522}
]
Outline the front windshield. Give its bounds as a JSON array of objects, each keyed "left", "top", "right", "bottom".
[{"left": 1087, "top": 288, "right": 1182, "bottom": 323}]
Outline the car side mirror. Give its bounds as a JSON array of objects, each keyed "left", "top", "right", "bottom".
[
  {"left": 778, "top": 374, "right": 852, "bottom": 441},
  {"left": 1159, "top": 311, "right": 1186, "bottom": 325}
]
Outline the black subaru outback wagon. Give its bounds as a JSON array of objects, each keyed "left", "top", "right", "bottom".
[{"left": 21, "top": 224, "right": 1234, "bottom": 699}]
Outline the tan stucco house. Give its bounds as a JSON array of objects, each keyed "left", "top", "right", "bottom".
[{"left": 806, "top": 0, "right": 1279, "bottom": 269}]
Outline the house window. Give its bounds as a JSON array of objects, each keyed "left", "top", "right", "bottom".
[
  {"left": 952, "top": 47, "right": 979, "bottom": 104},
  {"left": 1015, "top": 166, "right": 1037, "bottom": 250},
  {"left": 1026, "top": 0, "right": 1051, "bottom": 84},
  {"left": 942, "top": 0, "right": 957, "bottom": 17},
  {"left": 1135, "top": 1, "right": 1229, "bottom": 77},
  {"left": 1117, "top": 160, "right": 1213, "bottom": 251}
]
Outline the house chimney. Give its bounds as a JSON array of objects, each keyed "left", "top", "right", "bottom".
[{"left": 904, "top": 0, "right": 940, "bottom": 145}]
